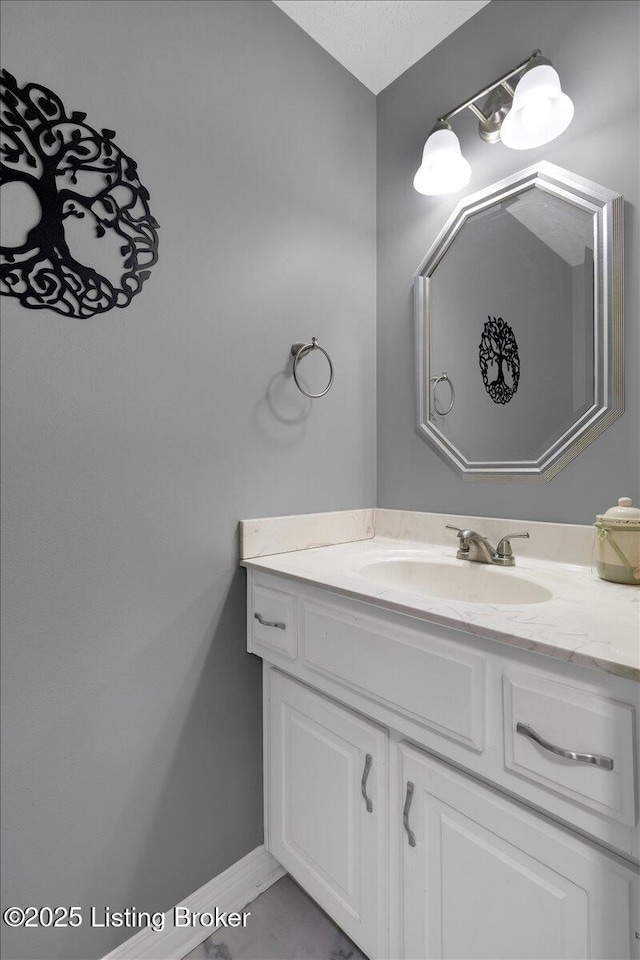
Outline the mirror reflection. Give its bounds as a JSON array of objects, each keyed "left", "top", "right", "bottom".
[{"left": 429, "top": 190, "right": 594, "bottom": 462}]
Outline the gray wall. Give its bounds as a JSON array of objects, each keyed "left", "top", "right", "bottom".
[
  {"left": 377, "top": 0, "right": 640, "bottom": 522},
  {"left": 0, "top": 3, "right": 376, "bottom": 958}
]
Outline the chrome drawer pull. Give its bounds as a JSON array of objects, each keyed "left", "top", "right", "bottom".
[
  {"left": 361, "top": 754, "right": 373, "bottom": 813},
  {"left": 516, "top": 722, "right": 614, "bottom": 771},
  {"left": 403, "top": 781, "right": 416, "bottom": 847},
  {"left": 254, "top": 612, "right": 286, "bottom": 630}
]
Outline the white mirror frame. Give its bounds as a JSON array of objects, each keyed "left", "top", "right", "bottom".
[{"left": 414, "top": 161, "right": 623, "bottom": 481}]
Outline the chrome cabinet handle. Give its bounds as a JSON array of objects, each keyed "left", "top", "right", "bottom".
[
  {"left": 403, "top": 781, "right": 416, "bottom": 847},
  {"left": 361, "top": 754, "right": 373, "bottom": 813},
  {"left": 254, "top": 612, "right": 286, "bottom": 630},
  {"left": 516, "top": 722, "right": 614, "bottom": 771}
]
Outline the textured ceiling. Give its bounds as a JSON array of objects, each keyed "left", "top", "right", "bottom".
[{"left": 272, "top": 0, "right": 491, "bottom": 94}]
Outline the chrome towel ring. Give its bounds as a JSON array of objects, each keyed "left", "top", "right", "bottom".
[
  {"left": 430, "top": 371, "right": 455, "bottom": 416},
  {"left": 291, "top": 337, "right": 334, "bottom": 399}
]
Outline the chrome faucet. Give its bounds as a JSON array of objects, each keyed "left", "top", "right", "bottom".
[{"left": 446, "top": 525, "right": 529, "bottom": 567}]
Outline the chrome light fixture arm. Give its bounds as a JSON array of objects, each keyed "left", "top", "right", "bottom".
[
  {"left": 413, "top": 49, "right": 573, "bottom": 195},
  {"left": 437, "top": 50, "right": 543, "bottom": 127}
]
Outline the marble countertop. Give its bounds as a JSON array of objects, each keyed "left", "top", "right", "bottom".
[{"left": 242, "top": 535, "right": 639, "bottom": 682}]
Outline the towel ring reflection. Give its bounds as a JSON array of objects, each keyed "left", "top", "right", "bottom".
[
  {"left": 291, "top": 337, "right": 334, "bottom": 399},
  {"left": 430, "top": 372, "right": 455, "bottom": 416}
]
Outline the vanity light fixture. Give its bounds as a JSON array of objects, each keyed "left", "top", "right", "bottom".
[
  {"left": 413, "top": 122, "right": 472, "bottom": 196},
  {"left": 413, "top": 51, "right": 574, "bottom": 196},
  {"left": 500, "top": 63, "right": 574, "bottom": 150}
]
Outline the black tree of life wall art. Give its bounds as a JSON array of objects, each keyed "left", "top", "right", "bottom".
[
  {"left": 0, "top": 70, "right": 159, "bottom": 318},
  {"left": 478, "top": 316, "right": 520, "bottom": 405}
]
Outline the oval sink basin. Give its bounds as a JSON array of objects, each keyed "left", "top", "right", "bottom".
[{"left": 360, "top": 559, "right": 553, "bottom": 605}]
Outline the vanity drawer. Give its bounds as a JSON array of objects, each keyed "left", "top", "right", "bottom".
[
  {"left": 300, "top": 599, "right": 486, "bottom": 751},
  {"left": 250, "top": 579, "right": 297, "bottom": 659},
  {"left": 503, "top": 671, "right": 636, "bottom": 828}
]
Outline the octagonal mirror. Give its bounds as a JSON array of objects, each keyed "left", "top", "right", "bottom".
[{"left": 414, "top": 162, "right": 623, "bottom": 480}]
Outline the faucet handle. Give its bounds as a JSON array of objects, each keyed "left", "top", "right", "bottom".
[
  {"left": 446, "top": 524, "right": 467, "bottom": 543},
  {"left": 496, "top": 532, "right": 530, "bottom": 559},
  {"left": 446, "top": 524, "right": 471, "bottom": 557}
]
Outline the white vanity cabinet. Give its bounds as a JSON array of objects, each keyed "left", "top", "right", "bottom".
[
  {"left": 267, "top": 670, "right": 388, "bottom": 959},
  {"left": 248, "top": 569, "right": 640, "bottom": 960},
  {"left": 400, "top": 743, "right": 636, "bottom": 960}
]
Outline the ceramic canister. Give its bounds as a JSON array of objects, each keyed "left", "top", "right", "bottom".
[{"left": 594, "top": 497, "right": 640, "bottom": 585}]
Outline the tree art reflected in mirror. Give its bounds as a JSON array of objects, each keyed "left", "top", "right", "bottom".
[
  {"left": 0, "top": 69, "right": 159, "bottom": 317},
  {"left": 414, "top": 162, "right": 623, "bottom": 481},
  {"left": 479, "top": 317, "right": 520, "bottom": 405}
]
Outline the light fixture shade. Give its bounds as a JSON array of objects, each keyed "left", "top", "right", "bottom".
[
  {"left": 500, "top": 64, "right": 574, "bottom": 150},
  {"left": 413, "top": 126, "right": 472, "bottom": 196}
]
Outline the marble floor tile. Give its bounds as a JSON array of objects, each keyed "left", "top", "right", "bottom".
[
  {"left": 182, "top": 943, "right": 211, "bottom": 960},
  {"left": 181, "top": 876, "right": 367, "bottom": 960}
]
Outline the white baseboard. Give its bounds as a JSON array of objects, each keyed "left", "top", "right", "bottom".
[{"left": 103, "top": 845, "right": 286, "bottom": 960}]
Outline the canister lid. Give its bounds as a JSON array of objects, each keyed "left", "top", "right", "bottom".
[{"left": 595, "top": 497, "right": 640, "bottom": 527}]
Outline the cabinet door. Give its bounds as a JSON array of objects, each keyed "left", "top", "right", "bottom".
[
  {"left": 268, "top": 669, "right": 388, "bottom": 959},
  {"left": 400, "top": 743, "right": 638, "bottom": 960}
]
